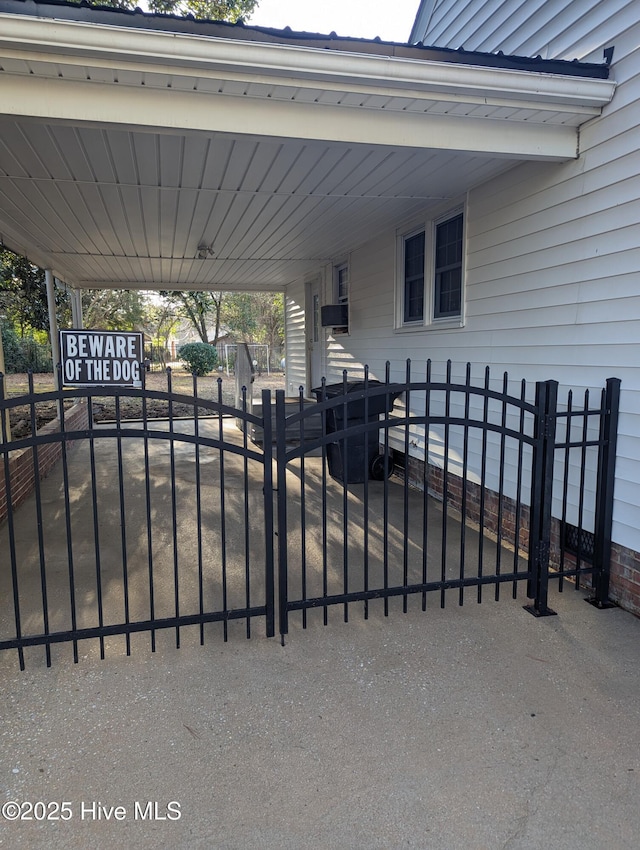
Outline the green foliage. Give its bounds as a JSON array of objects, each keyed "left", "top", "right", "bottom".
[
  {"left": 222, "top": 292, "right": 284, "bottom": 347},
  {"left": 81, "top": 289, "right": 148, "bottom": 331},
  {"left": 143, "top": 301, "right": 181, "bottom": 369},
  {"left": 157, "top": 0, "right": 258, "bottom": 21},
  {"left": 223, "top": 292, "right": 258, "bottom": 339},
  {"left": 0, "top": 321, "right": 53, "bottom": 373},
  {"left": 72, "top": 0, "right": 259, "bottom": 23},
  {"left": 0, "top": 249, "right": 69, "bottom": 335},
  {"left": 177, "top": 341, "right": 219, "bottom": 376},
  {"left": 253, "top": 292, "right": 284, "bottom": 348}
]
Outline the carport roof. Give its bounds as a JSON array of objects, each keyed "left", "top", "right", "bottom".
[
  {"left": 0, "top": 0, "right": 615, "bottom": 292},
  {"left": 0, "top": 0, "right": 612, "bottom": 77}
]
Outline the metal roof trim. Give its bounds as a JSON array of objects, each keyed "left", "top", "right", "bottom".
[{"left": 0, "top": 0, "right": 610, "bottom": 79}]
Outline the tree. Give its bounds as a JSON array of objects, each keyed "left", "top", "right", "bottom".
[
  {"left": 160, "top": 291, "right": 225, "bottom": 344},
  {"left": 73, "top": 0, "right": 259, "bottom": 23},
  {"left": 143, "top": 301, "right": 181, "bottom": 368},
  {"left": 252, "top": 292, "right": 285, "bottom": 354},
  {"left": 1, "top": 248, "right": 149, "bottom": 337},
  {"left": 223, "top": 292, "right": 284, "bottom": 352},
  {"left": 222, "top": 292, "right": 257, "bottom": 340},
  {"left": 0, "top": 249, "right": 68, "bottom": 337},
  {"left": 81, "top": 289, "right": 148, "bottom": 331}
]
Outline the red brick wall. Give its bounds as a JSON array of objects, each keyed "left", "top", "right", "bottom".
[
  {"left": 402, "top": 452, "right": 640, "bottom": 617},
  {"left": 404, "top": 454, "right": 531, "bottom": 551},
  {"left": 609, "top": 544, "right": 640, "bottom": 617},
  {"left": 0, "top": 401, "right": 89, "bottom": 524}
]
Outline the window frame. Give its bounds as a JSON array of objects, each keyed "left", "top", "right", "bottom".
[
  {"left": 396, "top": 207, "right": 465, "bottom": 331},
  {"left": 433, "top": 212, "right": 464, "bottom": 320},
  {"left": 402, "top": 228, "right": 426, "bottom": 325},
  {"left": 334, "top": 261, "right": 349, "bottom": 305}
]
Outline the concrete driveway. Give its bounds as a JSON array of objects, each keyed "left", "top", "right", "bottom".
[{"left": 1, "top": 580, "right": 639, "bottom": 850}]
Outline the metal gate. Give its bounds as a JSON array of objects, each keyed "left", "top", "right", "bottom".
[
  {"left": 275, "top": 362, "right": 620, "bottom": 638},
  {"left": 0, "top": 372, "right": 275, "bottom": 669},
  {"left": 0, "top": 363, "right": 620, "bottom": 668}
]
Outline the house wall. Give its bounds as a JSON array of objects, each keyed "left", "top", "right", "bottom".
[
  {"left": 416, "top": 0, "right": 634, "bottom": 64},
  {"left": 284, "top": 279, "right": 308, "bottom": 396},
  {"left": 285, "top": 5, "right": 640, "bottom": 611}
]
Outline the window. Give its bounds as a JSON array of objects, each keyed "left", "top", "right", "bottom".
[
  {"left": 398, "top": 211, "right": 464, "bottom": 328},
  {"left": 335, "top": 262, "right": 349, "bottom": 304},
  {"left": 330, "top": 261, "right": 350, "bottom": 333},
  {"left": 403, "top": 231, "right": 425, "bottom": 323},
  {"left": 434, "top": 213, "right": 463, "bottom": 319}
]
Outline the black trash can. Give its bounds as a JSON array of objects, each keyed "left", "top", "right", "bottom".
[{"left": 311, "top": 381, "right": 398, "bottom": 483}]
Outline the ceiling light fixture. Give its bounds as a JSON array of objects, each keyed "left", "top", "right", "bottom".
[{"left": 197, "top": 244, "right": 214, "bottom": 259}]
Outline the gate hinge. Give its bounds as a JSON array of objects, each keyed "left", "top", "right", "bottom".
[{"left": 544, "top": 415, "right": 556, "bottom": 439}]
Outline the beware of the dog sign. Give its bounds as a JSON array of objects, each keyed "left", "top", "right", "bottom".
[{"left": 59, "top": 330, "right": 143, "bottom": 387}]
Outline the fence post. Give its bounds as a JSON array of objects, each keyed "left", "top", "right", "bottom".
[
  {"left": 261, "top": 389, "right": 276, "bottom": 638},
  {"left": 590, "top": 377, "right": 621, "bottom": 608},
  {"left": 275, "top": 390, "right": 289, "bottom": 643},
  {"left": 525, "top": 379, "right": 558, "bottom": 617}
]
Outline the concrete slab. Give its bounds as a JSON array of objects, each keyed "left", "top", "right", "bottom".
[
  {"left": 1, "top": 586, "right": 639, "bottom": 850},
  {"left": 1, "top": 419, "right": 639, "bottom": 848}
]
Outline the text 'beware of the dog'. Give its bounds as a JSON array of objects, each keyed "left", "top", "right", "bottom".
[{"left": 59, "top": 330, "right": 143, "bottom": 386}]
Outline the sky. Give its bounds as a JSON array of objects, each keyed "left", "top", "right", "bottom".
[{"left": 248, "top": 0, "right": 420, "bottom": 43}]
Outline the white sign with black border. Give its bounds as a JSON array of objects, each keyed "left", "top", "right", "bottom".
[{"left": 59, "top": 330, "right": 143, "bottom": 387}]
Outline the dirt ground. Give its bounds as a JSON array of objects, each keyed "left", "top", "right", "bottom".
[{"left": 2, "top": 368, "right": 286, "bottom": 438}]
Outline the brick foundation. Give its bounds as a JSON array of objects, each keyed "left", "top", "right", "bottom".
[
  {"left": 609, "top": 543, "right": 640, "bottom": 617},
  {"left": 403, "top": 453, "right": 531, "bottom": 551},
  {"left": 0, "top": 401, "right": 89, "bottom": 524},
  {"left": 401, "top": 452, "right": 640, "bottom": 617}
]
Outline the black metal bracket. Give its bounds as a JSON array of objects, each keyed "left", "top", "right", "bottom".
[
  {"left": 523, "top": 604, "right": 557, "bottom": 618},
  {"left": 586, "top": 597, "right": 617, "bottom": 610}
]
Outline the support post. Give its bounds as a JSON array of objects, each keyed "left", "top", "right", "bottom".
[
  {"left": 46, "top": 271, "right": 62, "bottom": 416},
  {"left": 70, "top": 287, "right": 84, "bottom": 329},
  {"left": 0, "top": 327, "right": 10, "bottom": 442},
  {"left": 46, "top": 271, "right": 60, "bottom": 380}
]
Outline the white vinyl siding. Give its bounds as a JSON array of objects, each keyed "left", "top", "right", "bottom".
[
  {"left": 287, "top": 12, "right": 640, "bottom": 556},
  {"left": 284, "top": 280, "right": 307, "bottom": 395},
  {"left": 417, "top": 0, "right": 635, "bottom": 63}
]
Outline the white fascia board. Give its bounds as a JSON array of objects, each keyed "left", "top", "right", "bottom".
[
  {"left": 0, "top": 74, "right": 580, "bottom": 160},
  {"left": 72, "top": 280, "right": 288, "bottom": 292},
  {"left": 0, "top": 14, "right": 616, "bottom": 110}
]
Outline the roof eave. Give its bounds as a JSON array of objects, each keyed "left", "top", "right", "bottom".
[{"left": 0, "top": 14, "right": 617, "bottom": 113}]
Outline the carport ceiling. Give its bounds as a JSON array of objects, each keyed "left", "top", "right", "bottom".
[
  {"left": 0, "top": 122, "right": 525, "bottom": 292},
  {"left": 0, "top": 2, "right": 615, "bottom": 292}
]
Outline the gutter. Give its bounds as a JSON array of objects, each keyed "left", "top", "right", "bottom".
[{"left": 0, "top": 14, "right": 617, "bottom": 110}]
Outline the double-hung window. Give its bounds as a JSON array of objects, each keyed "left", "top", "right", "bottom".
[
  {"left": 330, "top": 261, "right": 349, "bottom": 333},
  {"left": 398, "top": 210, "right": 464, "bottom": 328},
  {"left": 403, "top": 231, "right": 425, "bottom": 323},
  {"left": 335, "top": 262, "right": 349, "bottom": 306},
  {"left": 434, "top": 213, "right": 463, "bottom": 319}
]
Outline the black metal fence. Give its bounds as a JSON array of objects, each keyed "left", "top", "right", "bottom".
[
  {"left": 276, "top": 365, "right": 619, "bottom": 635},
  {"left": 0, "top": 363, "right": 620, "bottom": 668},
  {"left": 0, "top": 372, "right": 275, "bottom": 669},
  {"left": 550, "top": 378, "right": 620, "bottom": 606}
]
